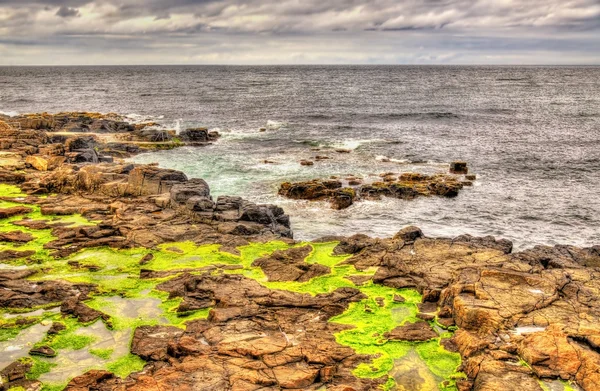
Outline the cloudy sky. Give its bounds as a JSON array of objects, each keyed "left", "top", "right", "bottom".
[{"left": 0, "top": 0, "right": 599, "bottom": 65}]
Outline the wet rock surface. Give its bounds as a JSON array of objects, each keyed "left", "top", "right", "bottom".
[{"left": 279, "top": 171, "right": 474, "bottom": 210}]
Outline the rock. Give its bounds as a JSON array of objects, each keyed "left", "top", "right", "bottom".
[
  {"left": 170, "top": 178, "right": 211, "bottom": 204},
  {"left": 384, "top": 321, "right": 438, "bottom": 341},
  {"left": 65, "top": 148, "right": 99, "bottom": 164},
  {"left": 0, "top": 359, "right": 32, "bottom": 382},
  {"left": 185, "top": 196, "right": 215, "bottom": 212},
  {"left": 300, "top": 160, "right": 314, "bottom": 166},
  {"left": 139, "top": 253, "right": 154, "bottom": 265},
  {"left": 0, "top": 230, "right": 34, "bottom": 243},
  {"left": 278, "top": 179, "right": 343, "bottom": 200},
  {"left": 333, "top": 234, "right": 376, "bottom": 255},
  {"left": 25, "top": 155, "right": 50, "bottom": 171},
  {"left": 64, "top": 370, "right": 117, "bottom": 391},
  {"left": 48, "top": 322, "right": 67, "bottom": 335},
  {"left": 0, "top": 249, "right": 35, "bottom": 261},
  {"left": 252, "top": 245, "right": 330, "bottom": 282},
  {"left": 0, "top": 206, "right": 33, "bottom": 219},
  {"left": 394, "top": 226, "right": 423, "bottom": 243},
  {"left": 29, "top": 345, "right": 57, "bottom": 357},
  {"left": 179, "top": 128, "right": 219, "bottom": 142},
  {"left": 65, "top": 136, "right": 96, "bottom": 152},
  {"left": 272, "top": 363, "right": 320, "bottom": 388},
  {"left": 131, "top": 325, "right": 185, "bottom": 360},
  {"left": 331, "top": 189, "right": 355, "bottom": 210},
  {"left": 450, "top": 161, "right": 468, "bottom": 174},
  {"left": 127, "top": 166, "right": 188, "bottom": 196},
  {"left": 280, "top": 172, "right": 468, "bottom": 209},
  {"left": 39, "top": 143, "right": 65, "bottom": 156},
  {"left": 61, "top": 297, "right": 109, "bottom": 323}
]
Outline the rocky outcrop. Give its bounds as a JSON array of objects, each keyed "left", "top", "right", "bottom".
[
  {"left": 279, "top": 171, "right": 473, "bottom": 209},
  {"left": 331, "top": 228, "right": 600, "bottom": 390},
  {"left": 179, "top": 127, "right": 220, "bottom": 143}
]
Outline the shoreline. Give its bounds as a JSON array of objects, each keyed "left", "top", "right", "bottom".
[{"left": 0, "top": 113, "right": 598, "bottom": 391}]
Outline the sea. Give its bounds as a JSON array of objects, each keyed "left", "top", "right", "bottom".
[{"left": 1, "top": 65, "right": 599, "bottom": 249}]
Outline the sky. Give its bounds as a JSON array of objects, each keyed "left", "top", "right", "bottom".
[{"left": 0, "top": 0, "right": 599, "bottom": 65}]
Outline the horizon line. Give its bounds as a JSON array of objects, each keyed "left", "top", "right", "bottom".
[{"left": 1, "top": 63, "right": 599, "bottom": 67}]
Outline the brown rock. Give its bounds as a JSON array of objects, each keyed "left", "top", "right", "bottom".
[
  {"left": 0, "top": 230, "right": 34, "bottom": 243},
  {"left": 384, "top": 321, "right": 438, "bottom": 341},
  {"left": 0, "top": 206, "right": 33, "bottom": 219},
  {"left": 131, "top": 325, "right": 185, "bottom": 360}
]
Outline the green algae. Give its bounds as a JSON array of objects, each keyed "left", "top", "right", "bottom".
[
  {"left": 106, "top": 354, "right": 146, "bottom": 378},
  {"left": 89, "top": 348, "right": 114, "bottom": 360},
  {"left": 1, "top": 204, "right": 463, "bottom": 391}
]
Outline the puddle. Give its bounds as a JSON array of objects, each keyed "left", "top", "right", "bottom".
[
  {"left": 542, "top": 379, "right": 583, "bottom": 391},
  {"left": 2, "top": 307, "right": 59, "bottom": 319},
  {"left": 391, "top": 350, "right": 442, "bottom": 391},
  {"left": 98, "top": 296, "right": 167, "bottom": 323},
  {"left": 0, "top": 263, "right": 29, "bottom": 270},
  {"left": 391, "top": 306, "right": 413, "bottom": 323},
  {"left": 0, "top": 323, "right": 50, "bottom": 370},
  {"left": 39, "top": 321, "right": 132, "bottom": 384}
]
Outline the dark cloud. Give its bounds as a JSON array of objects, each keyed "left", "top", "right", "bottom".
[{"left": 55, "top": 5, "right": 79, "bottom": 17}]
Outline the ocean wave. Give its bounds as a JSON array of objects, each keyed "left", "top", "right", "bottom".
[
  {"left": 266, "top": 120, "right": 288, "bottom": 130},
  {"left": 293, "top": 138, "right": 391, "bottom": 151},
  {"left": 375, "top": 155, "right": 410, "bottom": 164},
  {"left": 384, "top": 112, "right": 459, "bottom": 119},
  {"left": 124, "top": 113, "right": 165, "bottom": 123},
  {"left": 0, "top": 110, "right": 19, "bottom": 117}
]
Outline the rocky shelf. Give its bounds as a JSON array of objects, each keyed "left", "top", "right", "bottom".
[
  {"left": 0, "top": 114, "right": 598, "bottom": 391},
  {"left": 278, "top": 170, "right": 476, "bottom": 210}
]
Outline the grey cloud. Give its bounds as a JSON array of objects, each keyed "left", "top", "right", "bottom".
[
  {"left": 0, "top": 0, "right": 599, "bottom": 65},
  {"left": 55, "top": 5, "right": 79, "bottom": 17}
]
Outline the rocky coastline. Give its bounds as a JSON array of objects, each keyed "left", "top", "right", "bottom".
[{"left": 0, "top": 113, "right": 599, "bottom": 391}]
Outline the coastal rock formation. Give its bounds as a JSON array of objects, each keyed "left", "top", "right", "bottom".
[
  {"left": 1, "top": 112, "right": 599, "bottom": 391},
  {"left": 279, "top": 172, "right": 472, "bottom": 209}
]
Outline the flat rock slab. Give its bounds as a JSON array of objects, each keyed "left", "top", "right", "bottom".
[
  {"left": 0, "top": 206, "right": 33, "bottom": 219},
  {"left": 385, "top": 321, "right": 438, "bottom": 342},
  {"left": 0, "top": 230, "right": 34, "bottom": 243}
]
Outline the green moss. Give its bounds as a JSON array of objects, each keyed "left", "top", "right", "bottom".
[
  {"left": 1, "top": 224, "right": 462, "bottom": 390},
  {"left": 106, "top": 354, "right": 146, "bottom": 378},
  {"left": 34, "top": 317, "right": 97, "bottom": 351},
  {"left": 89, "top": 348, "right": 114, "bottom": 360},
  {"left": 40, "top": 385, "right": 66, "bottom": 391},
  {"left": 0, "top": 184, "right": 26, "bottom": 198},
  {"left": 26, "top": 356, "right": 57, "bottom": 380}
]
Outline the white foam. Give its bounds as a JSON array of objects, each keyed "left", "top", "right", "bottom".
[
  {"left": 331, "top": 138, "right": 388, "bottom": 151},
  {"left": 376, "top": 155, "right": 410, "bottom": 164},
  {"left": 0, "top": 110, "right": 18, "bottom": 117},
  {"left": 266, "top": 120, "right": 288, "bottom": 130}
]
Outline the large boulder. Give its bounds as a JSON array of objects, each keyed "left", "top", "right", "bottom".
[
  {"left": 179, "top": 128, "right": 219, "bottom": 143},
  {"left": 127, "top": 166, "right": 188, "bottom": 196},
  {"left": 170, "top": 178, "right": 211, "bottom": 204}
]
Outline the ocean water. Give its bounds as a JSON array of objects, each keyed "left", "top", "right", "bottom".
[{"left": 1, "top": 65, "right": 599, "bottom": 249}]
